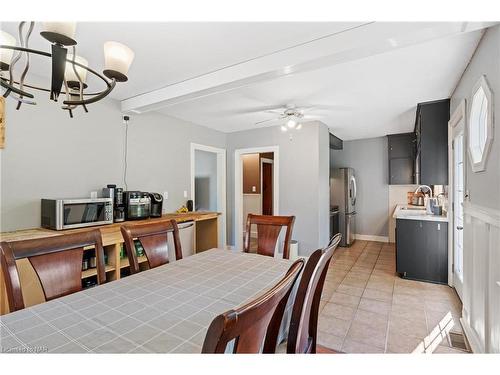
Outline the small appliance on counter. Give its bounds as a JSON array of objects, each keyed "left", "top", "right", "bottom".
[
  {"left": 114, "top": 188, "right": 126, "bottom": 222},
  {"left": 186, "top": 199, "right": 193, "bottom": 212},
  {"left": 149, "top": 193, "right": 163, "bottom": 217},
  {"left": 41, "top": 198, "right": 113, "bottom": 230},
  {"left": 125, "top": 191, "right": 151, "bottom": 220}
]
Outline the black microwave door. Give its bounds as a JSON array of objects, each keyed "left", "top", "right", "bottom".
[{"left": 64, "top": 203, "right": 106, "bottom": 225}]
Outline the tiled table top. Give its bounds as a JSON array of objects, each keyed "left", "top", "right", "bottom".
[{"left": 0, "top": 249, "right": 294, "bottom": 353}]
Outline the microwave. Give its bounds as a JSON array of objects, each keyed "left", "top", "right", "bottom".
[{"left": 41, "top": 198, "right": 113, "bottom": 230}]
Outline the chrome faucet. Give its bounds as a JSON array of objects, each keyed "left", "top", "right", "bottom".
[{"left": 414, "top": 185, "right": 433, "bottom": 197}]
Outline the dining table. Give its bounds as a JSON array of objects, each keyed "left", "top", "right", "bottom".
[{"left": 0, "top": 248, "right": 296, "bottom": 353}]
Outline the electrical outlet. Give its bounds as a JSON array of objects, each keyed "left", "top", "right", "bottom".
[
  {"left": 163, "top": 191, "right": 168, "bottom": 200},
  {"left": 252, "top": 186, "right": 256, "bottom": 192},
  {"left": 183, "top": 190, "right": 188, "bottom": 198},
  {"left": 90, "top": 191, "right": 97, "bottom": 199}
]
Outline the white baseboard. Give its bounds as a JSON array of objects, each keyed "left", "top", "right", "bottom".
[
  {"left": 460, "top": 316, "right": 482, "bottom": 353},
  {"left": 354, "top": 234, "right": 389, "bottom": 243}
]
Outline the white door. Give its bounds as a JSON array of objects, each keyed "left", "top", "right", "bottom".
[{"left": 452, "top": 131, "right": 465, "bottom": 299}]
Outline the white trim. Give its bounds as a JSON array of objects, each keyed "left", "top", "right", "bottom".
[
  {"left": 354, "top": 234, "right": 389, "bottom": 243},
  {"left": 235, "top": 146, "right": 279, "bottom": 251},
  {"left": 448, "top": 99, "right": 466, "bottom": 292},
  {"left": 190, "top": 143, "right": 227, "bottom": 248},
  {"left": 468, "top": 75, "right": 494, "bottom": 173},
  {"left": 463, "top": 201, "right": 500, "bottom": 227},
  {"left": 461, "top": 316, "right": 482, "bottom": 353}
]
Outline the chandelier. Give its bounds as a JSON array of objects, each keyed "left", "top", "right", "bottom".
[{"left": 0, "top": 22, "right": 134, "bottom": 117}]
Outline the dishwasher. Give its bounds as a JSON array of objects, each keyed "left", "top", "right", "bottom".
[{"left": 168, "top": 220, "right": 195, "bottom": 260}]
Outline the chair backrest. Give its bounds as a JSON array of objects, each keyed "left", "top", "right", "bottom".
[
  {"left": 244, "top": 214, "right": 295, "bottom": 259},
  {"left": 120, "top": 220, "right": 182, "bottom": 274},
  {"left": 202, "top": 258, "right": 304, "bottom": 353},
  {"left": 0, "top": 229, "right": 106, "bottom": 312},
  {"left": 286, "top": 233, "right": 342, "bottom": 353}
]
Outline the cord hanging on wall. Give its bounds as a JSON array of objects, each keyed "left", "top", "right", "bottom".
[{"left": 122, "top": 115, "right": 130, "bottom": 191}]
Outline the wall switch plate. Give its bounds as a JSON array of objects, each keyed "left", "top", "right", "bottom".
[
  {"left": 183, "top": 190, "right": 188, "bottom": 198},
  {"left": 163, "top": 191, "right": 168, "bottom": 200},
  {"left": 90, "top": 191, "right": 97, "bottom": 199}
]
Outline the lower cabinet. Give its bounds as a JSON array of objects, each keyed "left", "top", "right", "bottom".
[{"left": 396, "top": 219, "right": 448, "bottom": 284}]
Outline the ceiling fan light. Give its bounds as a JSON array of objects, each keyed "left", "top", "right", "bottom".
[
  {"left": 41, "top": 22, "right": 77, "bottom": 45},
  {"left": 296, "top": 123, "right": 302, "bottom": 130},
  {"left": 103, "top": 41, "right": 135, "bottom": 82},
  {"left": 0, "top": 31, "right": 16, "bottom": 70},
  {"left": 287, "top": 119, "right": 296, "bottom": 128},
  {"left": 281, "top": 125, "right": 288, "bottom": 132},
  {"left": 65, "top": 54, "right": 88, "bottom": 87}
]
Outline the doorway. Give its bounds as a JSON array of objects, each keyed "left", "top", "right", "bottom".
[
  {"left": 234, "top": 146, "right": 279, "bottom": 251},
  {"left": 190, "top": 143, "right": 227, "bottom": 248},
  {"left": 448, "top": 100, "right": 466, "bottom": 300}
]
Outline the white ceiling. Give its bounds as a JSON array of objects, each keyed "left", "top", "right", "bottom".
[
  {"left": 1, "top": 22, "right": 488, "bottom": 139},
  {"left": 158, "top": 30, "right": 483, "bottom": 139}
]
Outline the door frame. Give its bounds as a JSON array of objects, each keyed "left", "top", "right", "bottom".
[
  {"left": 190, "top": 143, "right": 227, "bottom": 248},
  {"left": 448, "top": 99, "right": 466, "bottom": 298},
  {"left": 260, "top": 157, "right": 274, "bottom": 215},
  {"left": 234, "top": 146, "right": 279, "bottom": 251}
]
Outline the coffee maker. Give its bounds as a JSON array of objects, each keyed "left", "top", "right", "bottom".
[
  {"left": 102, "top": 184, "right": 125, "bottom": 222},
  {"left": 149, "top": 193, "right": 163, "bottom": 217}
]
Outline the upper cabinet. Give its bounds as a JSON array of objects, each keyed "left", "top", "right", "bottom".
[
  {"left": 387, "top": 133, "right": 416, "bottom": 185},
  {"left": 415, "top": 99, "right": 450, "bottom": 186}
]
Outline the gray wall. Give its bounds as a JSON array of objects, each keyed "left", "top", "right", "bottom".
[
  {"left": 330, "top": 136, "right": 389, "bottom": 237},
  {"left": 226, "top": 121, "right": 330, "bottom": 255},
  {"left": 1, "top": 95, "right": 226, "bottom": 231},
  {"left": 194, "top": 149, "right": 218, "bottom": 211},
  {"left": 451, "top": 25, "right": 500, "bottom": 210}
]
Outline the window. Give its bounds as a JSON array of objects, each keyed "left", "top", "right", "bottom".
[{"left": 468, "top": 75, "right": 493, "bottom": 172}]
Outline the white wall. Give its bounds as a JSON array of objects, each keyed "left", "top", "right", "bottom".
[
  {"left": 450, "top": 25, "right": 500, "bottom": 353},
  {"left": 0, "top": 96, "right": 226, "bottom": 232},
  {"left": 330, "top": 136, "right": 389, "bottom": 239},
  {"left": 226, "top": 121, "right": 330, "bottom": 256}
]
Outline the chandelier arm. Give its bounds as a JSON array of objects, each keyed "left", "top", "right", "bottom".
[
  {"left": 63, "top": 79, "right": 116, "bottom": 106},
  {"left": 1, "top": 78, "right": 104, "bottom": 96},
  {"left": 1, "top": 79, "right": 35, "bottom": 98},
  {"left": 16, "top": 22, "right": 35, "bottom": 109},
  {"left": 70, "top": 46, "right": 85, "bottom": 101}
]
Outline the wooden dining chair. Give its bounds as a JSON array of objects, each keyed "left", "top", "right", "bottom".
[
  {"left": 244, "top": 214, "right": 295, "bottom": 259},
  {"left": 120, "top": 220, "right": 182, "bottom": 274},
  {"left": 286, "top": 233, "right": 342, "bottom": 353},
  {"left": 202, "top": 258, "right": 304, "bottom": 353},
  {"left": 0, "top": 230, "right": 106, "bottom": 312}
]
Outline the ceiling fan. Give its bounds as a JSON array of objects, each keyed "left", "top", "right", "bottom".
[{"left": 254, "top": 104, "right": 341, "bottom": 132}]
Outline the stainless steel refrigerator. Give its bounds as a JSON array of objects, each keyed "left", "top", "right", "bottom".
[{"left": 331, "top": 167, "right": 357, "bottom": 247}]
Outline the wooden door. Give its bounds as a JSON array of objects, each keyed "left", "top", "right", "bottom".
[{"left": 262, "top": 162, "right": 273, "bottom": 215}]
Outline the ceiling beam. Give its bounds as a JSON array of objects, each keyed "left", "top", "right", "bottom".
[{"left": 121, "top": 22, "right": 496, "bottom": 114}]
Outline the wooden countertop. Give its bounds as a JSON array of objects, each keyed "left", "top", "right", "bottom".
[{"left": 0, "top": 212, "right": 220, "bottom": 246}]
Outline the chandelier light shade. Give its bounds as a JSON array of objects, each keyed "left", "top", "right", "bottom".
[
  {"left": 64, "top": 54, "right": 88, "bottom": 88},
  {"left": 41, "top": 22, "right": 77, "bottom": 46},
  {"left": 0, "top": 31, "right": 16, "bottom": 70},
  {"left": 0, "top": 21, "right": 134, "bottom": 117},
  {"left": 103, "top": 41, "right": 135, "bottom": 82}
]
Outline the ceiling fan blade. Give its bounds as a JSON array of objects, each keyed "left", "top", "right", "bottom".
[{"left": 255, "top": 117, "right": 281, "bottom": 125}]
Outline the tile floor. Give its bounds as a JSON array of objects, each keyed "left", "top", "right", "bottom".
[{"left": 317, "top": 240, "right": 467, "bottom": 354}]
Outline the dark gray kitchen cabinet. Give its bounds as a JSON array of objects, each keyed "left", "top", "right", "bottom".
[
  {"left": 387, "top": 133, "right": 415, "bottom": 185},
  {"left": 415, "top": 99, "right": 450, "bottom": 185},
  {"left": 396, "top": 218, "right": 448, "bottom": 284}
]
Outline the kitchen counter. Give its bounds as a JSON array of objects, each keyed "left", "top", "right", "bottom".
[{"left": 392, "top": 204, "right": 448, "bottom": 222}]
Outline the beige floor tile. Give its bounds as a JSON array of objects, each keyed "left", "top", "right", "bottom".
[
  {"left": 329, "top": 291, "right": 361, "bottom": 307},
  {"left": 321, "top": 287, "right": 335, "bottom": 302},
  {"left": 342, "top": 338, "right": 385, "bottom": 353},
  {"left": 358, "top": 298, "right": 391, "bottom": 317},
  {"left": 392, "top": 292, "right": 423, "bottom": 307},
  {"left": 366, "top": 280, "right": 394, "bottom": 293},
  {"left": 390, "top": 303, "right": 426, "bottom": 322},
  {"left": 389, "top": 316, "right": 428, "bottom": 338},
  {"left": 317, "top": 315, "right": 352, "bottom": 337},
  {"left": 353, "top": 309, "right": 389, "bottom": 331},
  {"left": 362, "top": 288, "right": 393, "bottom": 302},
  {"left": 386, "top": 329, "right": 425, "bottom": 354},
  {"left": 348, "top": 269, "right": 373, "bottom": 278},
  {"left": 321, "top": 302, "right": 356, "bottom": 321},
  {"left": 433, "top": 346, "right": 469, "bottom": 354},
  {"left": 341, "top": 277, "right": 367, "bottom": 289},
  {"left": 317, "top": 331, "right": 344, "bottom": 351},
  {"left": 345, "top": 320, "right": 387, "bottom": 349},
  {"left": 337, "top": 284, "right": 365, "bottom": 297}
]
